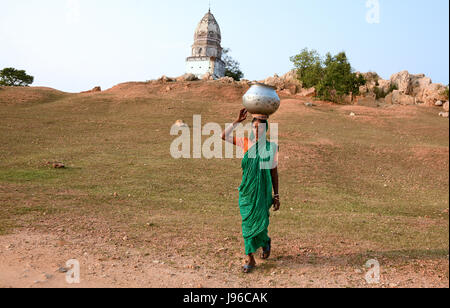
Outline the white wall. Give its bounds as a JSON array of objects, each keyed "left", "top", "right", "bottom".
[{"left": 186, "top": 58, "right": 211, "bottom": 78}]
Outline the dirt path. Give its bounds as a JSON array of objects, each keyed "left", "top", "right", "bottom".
[{"left": 1, "top": 230, "right": 448, "bottom": 288}]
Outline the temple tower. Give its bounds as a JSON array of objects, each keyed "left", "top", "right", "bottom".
[{"left": 186, "top": 10, "right": 225, "bottom": 79}]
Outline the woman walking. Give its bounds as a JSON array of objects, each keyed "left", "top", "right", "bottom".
[{"left": 222, "top": 108, "right": 280, "bottom": 273}]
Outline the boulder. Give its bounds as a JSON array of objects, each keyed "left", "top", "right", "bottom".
[
  {"left": 390, "top": 70, "right": 413, "bottom": 94},
  {"left": 219, "top": 76, "right": 235, "bottom": 83},
  {"left": 174, "top": 120, "right": 188, "bottom": 127},
  {"left": 296, "top": 87, "right": 316, "bottom": 97},
  {"left": 280, "top": 70, "right": 302, "bottom": 87},
  {"left": 439, "top": 112, "right": 449, "bottom": 118},
  {"left": 176, "top": 73, "right": 198, "bottom": 82},
  {"left": 158, "top": 75, "right": 174, "bottom": 82},
  {"left": 444, "top": 101, "right": 449, "bottom": 112},
  {"left": 435, "top": 101, "right": 444, "bottom": 106},
  {"left": 377, "top": 79, "right": 392, "bottom": 93},
  {"left": 263, "top": 74, "right": 285, "bottom": 90},
  {"left": 81, "top": 86, "right": 101, "bottom": 93},
  {"left": 385, "top": 92, "right": 393, "bottom": 105},
  {"left": 419, "top": 83, "right": 448, "bottom": 106},
  {"left": 356, "top": 96, "right": 378, "bottom": 107},
  {"left": 391, "top": 90, "right": 416, "bottom": 105},
  {"left": 202, "top": 72, "right": 214, "bottom": 81}
]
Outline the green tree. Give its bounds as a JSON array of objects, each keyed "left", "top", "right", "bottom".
[
  {"left": 317, "top": 52, "right": 366, "bottom": 102},
  {"left": 0, "top": 68, "right": 34, "bottom": 87},
  {"left": 222, "top": 48, "right": 244, "bottom": 81},
  {"left": 290, "top": 48, "right": 324, "bottom": 88},
  {"left": 290, "top": 49, "right": 366, "bottom": 103}
]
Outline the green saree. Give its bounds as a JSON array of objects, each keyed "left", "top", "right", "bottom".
[{"left": 239, "top": 139, "right": 277, "bottom": 255}]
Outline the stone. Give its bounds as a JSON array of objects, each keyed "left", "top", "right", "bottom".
[
  {"left": 377, "top": 79, "right": 392, "bottom": 93},
  {"left": 218, "top": 76, "right": 234, "bottom": 83},
  {"left": 158, "top": 75, "right": 174, "bottom": 83},
  {"left": 419, "top": 83, "right": 447, "bottom": 106},
  {"left": 435, "top": 101, "right": 443, "bottom": 106},
  {"left": 443, "top": 101, "right": 449, "bottom": 112},
  {"left": 57, "top": 267, "right": 69, "bottom": 273},
  {"left": 52, "top": 163, "right": 65, "bottom": 169},
  {"left": 390, "top": 70, "right": 413, "bottom": 94},
  {"left": 439, "top": 112, "right": 449, "bottom": 118},
  {"left": 202, "top": 72, "right": 214, "bottom": 81},
  {"left": 349, "top": 112, "right": 356, "bottom": 117},
  {"left": 176, "top": 73, "right": 198, "bottom": 82},
  {"left": 385, "top": 92, "right": 393, "bottom": 105},
  {"left": 356, "top": 96, "right": 378, "bottom": 107},
  {"left": 175, "top": 120, "right": 188, "bottom": 128},
  {"left": 304, "top": 102, "right": 313, "bottom": 107},
  {"left": 263, "top": 75, "right": 285, "bottom": 90},
  {"left": 81, "top": 86, "right": 101, "bottom": 93},
  {"left": 297, "top": 87, "right": 316, "bottom": 98},
  {"left": 391, "top": 90, "right": 416, "bottom": 105}
]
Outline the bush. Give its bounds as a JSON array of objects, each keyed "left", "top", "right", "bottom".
[
  {"left": 290, "top": 49, "right": 366, "bottom": 103},
  {"left": 289, "top": 48, "right": 324, "bottom": 88},
  {"left": 222, "top": 49, "right": 244, "bottom": 81},
  {"left": 441, "top": 86, "right": 449, "bottom": 100},
  {"left": 0, "top": 68, "right": 34, "bottom": 87},
  {"left": 373, "top": 84, "right": 398, "bottom": 99}
]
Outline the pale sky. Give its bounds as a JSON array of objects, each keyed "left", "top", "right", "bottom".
[{"left": 1, "top": 0, "right": 449, "bottom": 93}]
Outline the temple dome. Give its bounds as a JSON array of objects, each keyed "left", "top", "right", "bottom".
[
  {"left": 186, "top": 10, "right": 225, "bottom": 79},
  {"left": 194, "top": 10, "right": 222, "bottom": 45}
]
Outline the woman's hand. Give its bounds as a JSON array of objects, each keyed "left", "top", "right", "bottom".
[
  {"left": 273, "top": 198, "right": 281, "bottom": 211},
  {"left": 235, "top": 108, "right": 248, "bottom": 124}
]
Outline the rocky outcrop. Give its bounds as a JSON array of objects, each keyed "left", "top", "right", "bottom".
[
  {"left": 202, "top": 72, "right": 214, "bottom": 81},
  {"left": 81, "top": 86, "right": 101, "bottom": 93},
  {"left": 262, "top": 70, "right": 302, "bottom": 94},
  {"left": 218, "top": 76, "right": 235, "bottom": 83},
  {"left": 176, "top": 73, "right": 198, "bottom": 82},
  {"left": 297, "top": 87, "right": 316, "bottom": 97},
  {"left": 389, "top": 71, "right": 447, "bottom": 106}
]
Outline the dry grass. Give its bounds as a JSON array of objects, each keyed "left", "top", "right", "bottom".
[{"left": 0, "top": 81, "right": 448, "bottom": 287}]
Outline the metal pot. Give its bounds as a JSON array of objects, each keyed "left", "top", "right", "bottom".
[{"left": 243, "top": 83, "right": 280, "bottom": 118}]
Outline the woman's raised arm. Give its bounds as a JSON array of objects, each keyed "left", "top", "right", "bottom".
[{"left": 222, "top": 108, "right": 248, "bottom": 143}]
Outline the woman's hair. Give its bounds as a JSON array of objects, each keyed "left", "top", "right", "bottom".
[{"left": 252, "top": 118, "right": 268, "bottom": 125}]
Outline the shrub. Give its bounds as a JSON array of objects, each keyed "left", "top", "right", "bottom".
[
  {"left": 222, "top": 49, "right": 244, "bottom": 81},
  {"left": 290, "top": 49, "right": 366, "bottom": 103},
  {"left": 373, "top": 84, "right": 398, "bottom": 99},
  {"left": 0, "top": 68, "right": 34, "bottom": 87},
  {"left": 441, "top": 86, "right": 449, "bottom": 100}
]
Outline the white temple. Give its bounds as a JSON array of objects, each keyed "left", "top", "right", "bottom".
[{"left": 185, "top": 10, "right": 225, "bottom": 79}]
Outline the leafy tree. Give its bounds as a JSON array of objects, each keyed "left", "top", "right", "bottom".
[
  {"left": 0, "top": 68, "right": 34, "bottom": 87},
  {"left": 317, "top": 52, "right": 366, "bottom": 102},
  {"left": 290, "top": 48, "right": 324, "bottom": 88},
  {"left": 222, "top": 48, "right": 244, "bottom": 81},
  {"left": 290, "top": 49, "right": 366, "bottom": 103}
]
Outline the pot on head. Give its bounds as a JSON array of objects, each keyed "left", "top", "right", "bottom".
[{"left": 243, "top": 83, "right": 280, "bottom": 119}]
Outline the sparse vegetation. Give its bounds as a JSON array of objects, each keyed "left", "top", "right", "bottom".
[
  {"left": 0, "top": 83, "right": 448, "bottom": 287},
  {"left": 0, "top": 67, "right": 34, "bottom": 87},
  {"left": 222, "top": 48, "right": 244, "bottom": 81},
  {"left": 441, "top": 85, "right": 449, "bottom": 100},
  {"left": 374, "top": 84, "right": 399, "bottom": 99},
  {"left": 290, "top": 48, "right": 366, "bottom": 103}
]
